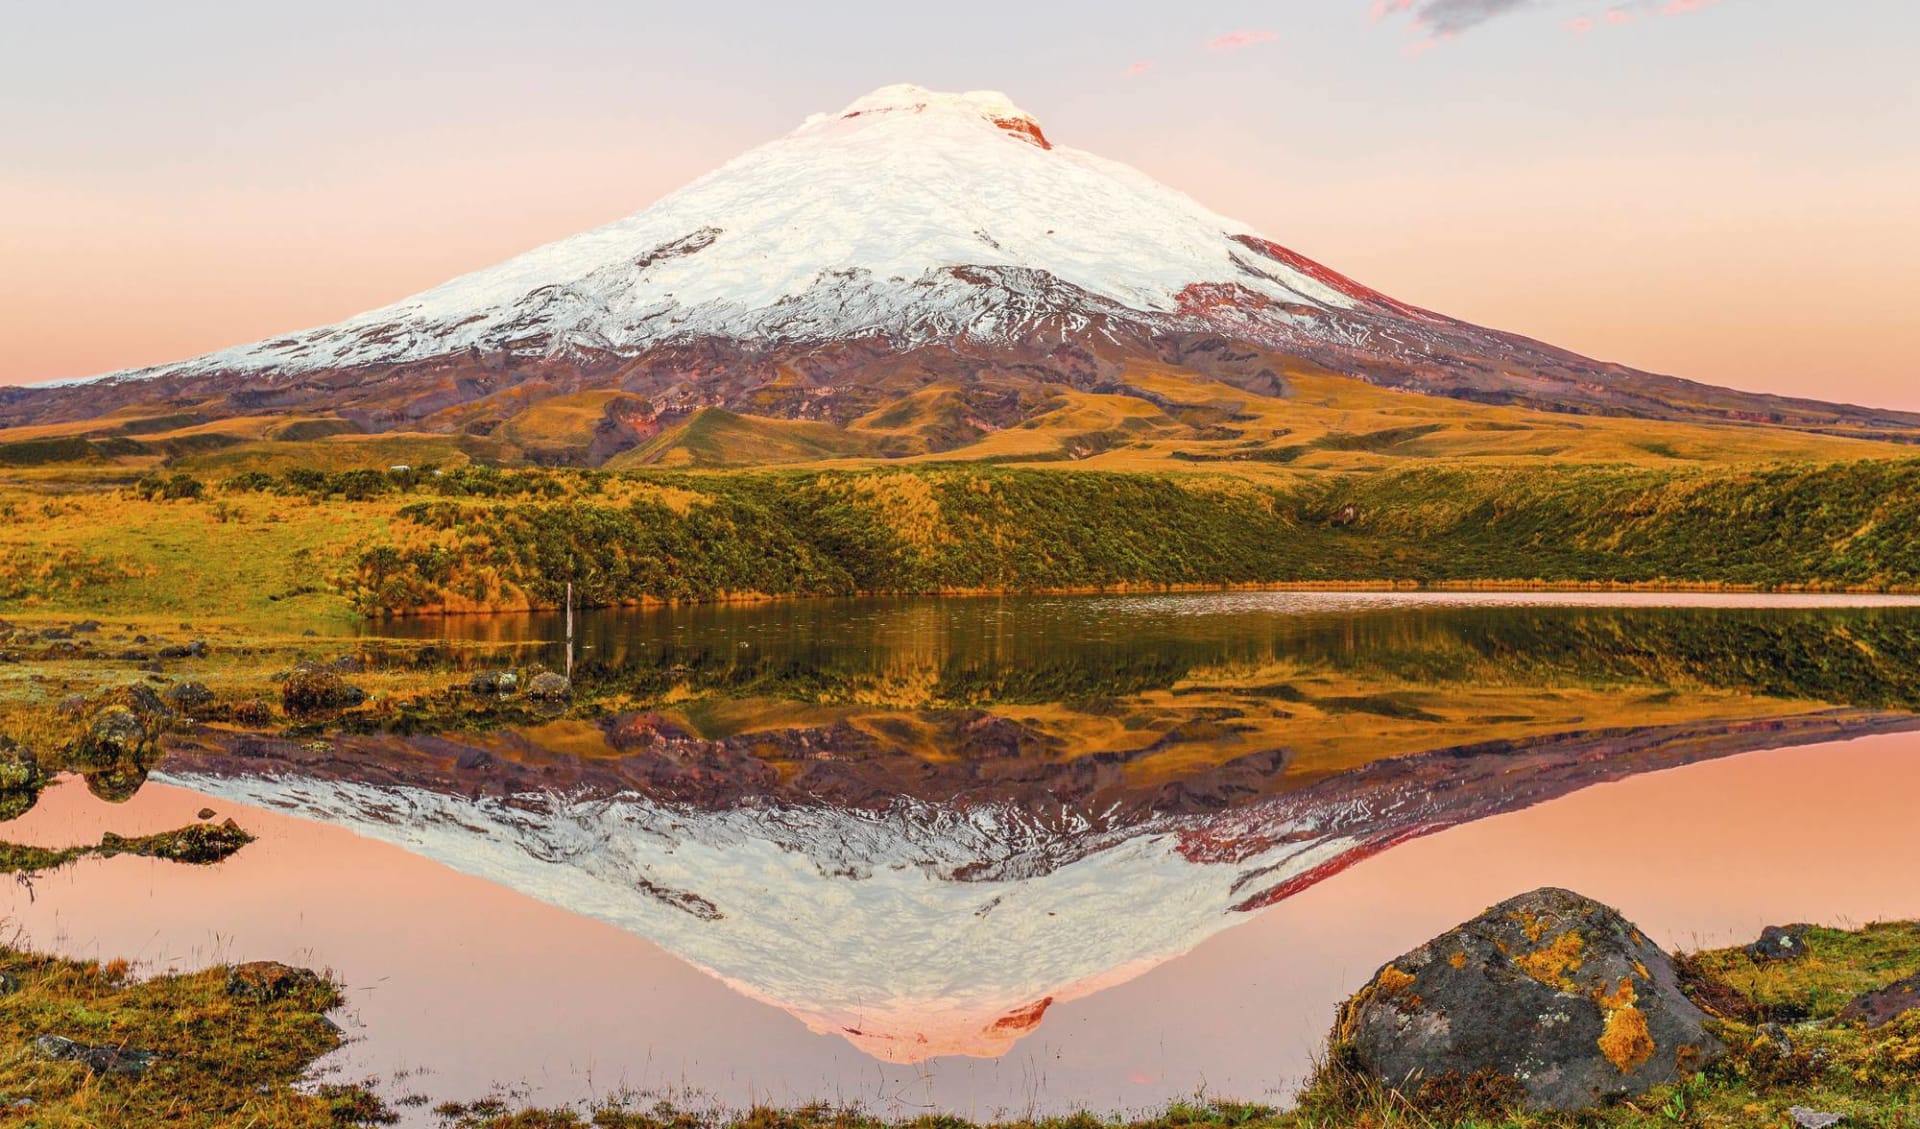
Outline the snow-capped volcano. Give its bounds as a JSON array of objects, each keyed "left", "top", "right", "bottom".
[
  {"left": 85, "top": 84, "right": 1403, "bottom": 380},
  {"left": 9, "top": 83, "right": 1916, "bottom": 439}
]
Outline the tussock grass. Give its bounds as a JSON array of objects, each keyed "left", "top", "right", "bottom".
[{"left": 0, "top": 947, "right": 389, "bottom": 1126}]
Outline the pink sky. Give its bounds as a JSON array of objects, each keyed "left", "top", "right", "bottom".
[{"left": 3, "top": 2, "right": 1914, "bottom": 409}]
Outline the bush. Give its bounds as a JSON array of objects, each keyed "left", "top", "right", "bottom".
[{"left": 133, "top": 472, "right": 205, "bottom": 501}]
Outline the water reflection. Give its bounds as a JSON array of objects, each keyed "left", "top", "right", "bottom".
[{"left": 107, "top": 593, "right": 1920, "bottom": 1061}]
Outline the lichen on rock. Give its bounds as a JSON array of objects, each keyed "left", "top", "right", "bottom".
[{"left": 1330, "top": 886, "right": 1723, "bottom": 1111}]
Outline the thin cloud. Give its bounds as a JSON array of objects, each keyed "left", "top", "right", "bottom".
[
  {"left": 1378, "top": 0, "right": 1726, "bottom": 39},
  {"left": 1206, "top": 29, "right": 1279, "bottom": 52},
  {"left": 1124, "top": 61, "right": 1155, "bottom": 78}
]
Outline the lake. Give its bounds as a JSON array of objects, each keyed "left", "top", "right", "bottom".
[{"left": 7, "top": 591, "right": 1920, "bottom": 1119}]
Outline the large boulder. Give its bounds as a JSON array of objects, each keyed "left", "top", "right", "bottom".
[{"left": 1334, "top": 887, "right": 1723, "bottom": 1111}]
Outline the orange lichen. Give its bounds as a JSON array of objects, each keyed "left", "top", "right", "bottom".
[
  {"left": 1509, "top": 908, "right": 1554, "bottom": 943},
  {"left": 1595, "top": 976, "right": 1639, "bottom": 1011},
  {"left": 1337, "top": 965, "right": 1421, "bottom": 1041},
  {"left": 1598, "top": 1005, "right": 1656, "bottom": 1073},
  {"left": 1449, "top": 951, "right": 1469, "bottom": 970},
  {"left": 1513, "top": 930, "right": 1588, "bottom": 990}
]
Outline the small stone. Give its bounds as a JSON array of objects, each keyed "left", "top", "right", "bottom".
[
  {"left": 525, "top": 671, "right": 572, "bottom": 701},
  {"left": 162, "top": 681, "right": 217, "bottom": 715},
  {"left": 469, "top": 669, "right": 520, "bottom": 696},
  {"left": 197, "top": 807, "right": 217, "bottom": 820},
  {"left": 32, "top": 1033, "right": 157, "bottom": 1076},
  {"left": 0, "top": 970, "right": 19, "bottom": 995},
  {"left": 1747, "top": 924, "right": 1816, "bottom": 963},
  {"left": 1790, "top": 1108, "right": 1846, "bottom": 1129}
]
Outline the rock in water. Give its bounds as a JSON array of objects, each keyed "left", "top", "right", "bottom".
[
  {"left": 469, "top": 669, "right": 521, "bottom": 696},
  {"left": 280, "top": 664, "right": 368, "bottom": 715},
  {"left": 226, "top": 960, "right": 323, "bottom": 1003},
  {"left": 526, "top": 671, "right": 572, "bottom": 701},
  {"left": 1334, "top": 887, "right": 1723, "bottom": 1111}
]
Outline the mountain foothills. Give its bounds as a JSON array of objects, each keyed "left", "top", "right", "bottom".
[{"left": 4, "top": 84, "right": 1920, "bottom": 472}]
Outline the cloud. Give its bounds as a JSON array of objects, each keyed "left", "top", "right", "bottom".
[
  {"left": 1124, "top": 61, "right": 1155, "bottom": 78},
  {"left": 1205, "top": 29, "right": 1279, "bottom": 51},
  {"left": 1377, "top": 0, "right": 1726, "bottom": 38},
  {"left": 1400, "top": 0, "right": 1534, "bottom": 34}
]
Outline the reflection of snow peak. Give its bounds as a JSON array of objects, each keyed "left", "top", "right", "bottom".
[
  {"left": 156, "top": 772, "right": 1352, "bottom": 1061},
  {"left": 157, "top": 708, "right": 1920, "bottom": 1062}
]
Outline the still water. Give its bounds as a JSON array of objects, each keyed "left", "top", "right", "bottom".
[{"left": 8, "top": 592, "right": 1920, "bottom": 1118}]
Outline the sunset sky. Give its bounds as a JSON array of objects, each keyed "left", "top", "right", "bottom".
[{"left": 3, "top": 1, "right": 1914, "bottom": 408}]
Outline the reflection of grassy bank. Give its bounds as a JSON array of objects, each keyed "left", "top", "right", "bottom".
[
  {"left": 6, "top": 921, "right": 1916, "bottom": 1127},
  {"left": 9, "top": 598, "right": 1920, "bottom": 818}
]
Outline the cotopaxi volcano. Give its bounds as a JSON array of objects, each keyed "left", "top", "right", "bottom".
[{"left": 6, "top": 84, "right": 1916, "bottom": 460}]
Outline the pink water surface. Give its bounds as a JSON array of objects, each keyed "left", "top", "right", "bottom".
[{"left": 5, "top": 730, "right": 1918, "bottom": 1118}]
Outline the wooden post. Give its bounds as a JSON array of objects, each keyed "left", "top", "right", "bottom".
[{"left": 565, "top": 580, "right": 575, "bottom": 679}]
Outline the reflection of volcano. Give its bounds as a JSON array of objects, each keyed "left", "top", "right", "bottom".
[{"left": 159, "top": 709, "right": 1917, "bottom": 1062}]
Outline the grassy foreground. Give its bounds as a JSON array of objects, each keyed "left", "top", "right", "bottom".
[
  {"left": 3, "top": 459, "right": 1920, "bottom": 627},
  {"left": 4, "top": 921, "right": 1917, "bottom": 1128}
]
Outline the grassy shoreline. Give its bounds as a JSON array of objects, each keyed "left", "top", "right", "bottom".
[
  {"left": 4, "top": 459, "right": 1920, "bottom": 627},
  {"left": 3, "top": 918, "right": 1917, "bottom": 1128}
]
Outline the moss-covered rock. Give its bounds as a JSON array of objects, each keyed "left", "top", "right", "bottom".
[
  {"left": 1331, "top": 887, "right": 1723, "bottom": 1112},
  {"left": 66, "top": 683, "right": 170, "bottom": 765},
  {"left": 280, "top": 664, "right": 368, "bottom": 716}
]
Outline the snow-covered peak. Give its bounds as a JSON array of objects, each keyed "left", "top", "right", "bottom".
[
  {"left": 802, "top": 84, "right": 1051, "bottom": 148},
  {"left": 84, "top": 84, "right": 1387, "bottom": 386}
]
